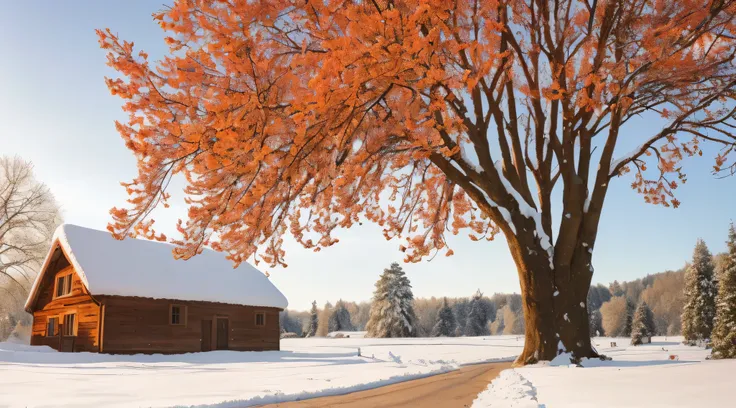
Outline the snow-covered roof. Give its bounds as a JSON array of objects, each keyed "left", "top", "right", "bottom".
[{"left": 25, "top": 224, "right": 288, "bottom": 310}]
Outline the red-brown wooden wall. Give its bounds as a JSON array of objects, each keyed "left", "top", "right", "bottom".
[
  {"left": 97, "top": 295, "right": 281, "bottom": 354},
  {"left": 30, "top": 249, "right": 281, "bottom": 353}
]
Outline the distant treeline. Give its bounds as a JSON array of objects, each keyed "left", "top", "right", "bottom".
[
  {"left": 280, "top": 293, "right": 526, "bottom": 337},
  {"left": 281, "top": 250, "right": 731, "bottom": 338}
]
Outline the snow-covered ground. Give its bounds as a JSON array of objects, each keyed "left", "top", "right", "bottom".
[
  {"left": 473, "top": 336, "right": 733, "bottom": 408},
  {"left": 3, "top": 335, "right": 730, "bottom": 407},
  {"left": 0, "top": 335, "right": 521, "bottom": 407},
  {"left": 327, "top": 330, "right": 367, "bottom": 338}
]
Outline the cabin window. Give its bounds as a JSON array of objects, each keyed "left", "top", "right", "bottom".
[
  {"left": 54, "top": 273, "right": 72, "bottom": 298},
  {"left": 46, "top": 317, "right": 58, "bottom": 337},
  {"left": 255, "top": 312, "right": 265, "bottom": 327},
  {"left": 62, "top": 314, "right": 76, "bottom": 336},
  {"left": 170, "top": 304, "right": 186, "bottom": 326}
]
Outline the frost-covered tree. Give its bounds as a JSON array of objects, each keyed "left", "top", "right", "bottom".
[
  {"left": 414, "top": 297, "right": 443, "bottom": 336},
  {"left": 610, "top": 281, "right": 625, "bottom": 297},
  {"left": 631, "top": 302, "right": 655, "bottom": 345},
  {"left": 712, "top": 225, "right": 736, "bottom": 359},
  {"left": 306, "top": 300, "right": 319, "bottom": 337},
  {"left": 365, "top": 263, "right": 417, "bottom": 338},
  {"left": 490, "top": 308, "right": 505, "bottom": 335},
  {"left": 682, "top": 239, "right": 717, "bottom": 342},
  {"left": 279, "top": 309, "right": 304, "bottom": 336},
  {"left": 0, "top": 156, "right": 61, "bottom": 340},
  {"left": 452, "top": 299, "right": 470, "bottom": 335},
  {"left": 624, "top": 297, "right": 635, "bottom": 337},
  {"left": 600, "top": 296, "right": 629, "bottom": 337},
  {"left": 345, "top": 301, "right": 371, "bottom": 331},
  {"left": 328, "top": 300, "right": 355, "bottom": 333},
  {"left": 316, "top": 301, "right": 333, "bottom": 337},
  {"left": 587, "top": 284, "right": 612, "bottom": 313},
  {"left": 589, "top": 309, "right": 604, "bottom": 337},
  {"left": 431, "top": 298, "right": 456, "bottom": 337},
  {"left": 502, "top": 304, "right": 525, "bottom": 335},
  {"left": 464, "top": 290, "right": 490, "bottom": 336},
  {"left": 640, "top": 269, "right": 686, "bottom": 335}
]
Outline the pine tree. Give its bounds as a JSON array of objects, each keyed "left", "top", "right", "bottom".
[
  {"left": 624, "top": 298, "right": 635, "bottom": 337},
  {"left": 431, "top": 298, "right": 456, "bottom": 337},
  {"left": 365, "top": 262, "right": 418, "bottom": 338},
  {"left": 589, "top": 309, "right": 603, "bottom": 337},
  {"left": 682, "top": 239, "right": 718, "bottom": 342},
  {"left": 452, "top": 299, "right": 470, "bottom": 335},
  {"left": 306, "top": 300, "right": 319, "bottom": 337},
  {"left": 712, "top": 224, "right": 736, "bottom": 359},
  {"left": 631, "top": 302, "right": 655, "bottom": 345},
  {"left": 610, "top": 281, "right": 625, "bottom": 297},
  {"left": 464, "top": 290, "right": 490, "bottom": 336},
  {"left": 328, "top": 300, "right": 354, "bottom": 333}
]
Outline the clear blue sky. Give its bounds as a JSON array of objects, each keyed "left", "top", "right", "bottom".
[{"left": 1, "top": 1, "right": 734, "bottom": 311}]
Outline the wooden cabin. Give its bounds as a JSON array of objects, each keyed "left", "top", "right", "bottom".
[{"left": 24, "top": 224, "right": 288, "bottom": 353}]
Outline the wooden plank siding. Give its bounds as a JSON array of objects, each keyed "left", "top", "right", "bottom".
[
  {"left": 29, "top": 247, "right": 282, "bottom": 354},
  {"left": 96, "top": 295, "right": 281, "bottom": 354},
  {"left": 30, "top": 262, "right": 101, "bottom": 352}
]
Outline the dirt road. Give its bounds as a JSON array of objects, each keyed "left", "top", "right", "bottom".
[{"left": 257, "top": 361, "right": 512, "bottom": 408}]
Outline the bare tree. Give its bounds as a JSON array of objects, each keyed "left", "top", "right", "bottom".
[
  {"left": 0, "top": 156, "right": 61, "bottom": 308},
  {"left": 502, "top": 305, "right": 526, "bottom": 335},
  {"left": 600, "top": 297, "right": 631, "bottom": 337}
]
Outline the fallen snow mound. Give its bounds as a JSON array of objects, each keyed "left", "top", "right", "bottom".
[{"left": 472, "top": 370, "right": 542, "bottom": 408}]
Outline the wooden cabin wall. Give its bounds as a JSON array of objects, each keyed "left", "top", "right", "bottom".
[
  {"left": 30, "top": 262, "right": 101, "bottom": 352},
  {"left": 97, "top": 295, "right": 281, "bottom": 354}
]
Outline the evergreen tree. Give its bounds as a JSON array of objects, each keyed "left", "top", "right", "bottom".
[
  {"left": 279, "top": 310, "right": 304, "bottom": 336},
  {"left": 589, "top": 309, "right": 603, "bottom": 337},
  {"left": 682, "top": 239, "right": 717, "bottom": 342},
  {"left": 431, "top": 298, "right": 456, "bottom": 337},
  {"left": 610, "top": 280, "right": 625, "bottom": 297},
  {"left": 712, "top": 224, "right": 736, "bottom": 359},
  {"left": 452, "top": 299, "right": 470, "bottom": 335},
  {"left": 328, "top": 300, "right": 354, "bottom": 332},
  {"left": 624, "top": 297, "right": 635, "bottom": 337},
  {"left": 306, "top": 300, "right": 319, "bottom": 337},
  {"left": 631, "top": 302, "right": 655, "bottom": 345},
  {"left": 464, "top": 290, "right": 490, "bottom": 336},
  {"left": 365, "top": 262, "right": 418, "bottom": 337}
]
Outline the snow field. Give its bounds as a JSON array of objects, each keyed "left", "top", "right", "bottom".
[
  {"left": 0, "top": 335, "right": 522, "bottom": 407},
  {"left": 473, "top": 336, "right": 733, "bottom": 408}
]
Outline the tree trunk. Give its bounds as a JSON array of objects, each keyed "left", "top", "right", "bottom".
[{"left": 508, "top": 233, "right": 599, "bottom": 365}]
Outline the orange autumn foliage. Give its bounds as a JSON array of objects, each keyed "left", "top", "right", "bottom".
[{"left": 98, "top": 0, "right": 736, "bottom": 270}]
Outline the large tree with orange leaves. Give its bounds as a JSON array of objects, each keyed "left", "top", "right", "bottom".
[{"left": 99, "top": 0, "right": 736, "bottom": 364}]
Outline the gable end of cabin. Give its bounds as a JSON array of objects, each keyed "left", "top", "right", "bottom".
[{"left": 28, "top": 243, "right": 102, "bottom": 352}]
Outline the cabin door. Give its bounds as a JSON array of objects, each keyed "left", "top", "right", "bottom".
[
  {"left": 216, "top": 318, "right": 229, "bottom": 350},
  {"left": 201, "top": 320, "right": 212, "bottom": 351},
  {"left": 59, "top": 336, "right": 75, "bottom": 352},
  {"left": 59, "top": 313, "right": 76, "bottom": 352}
]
